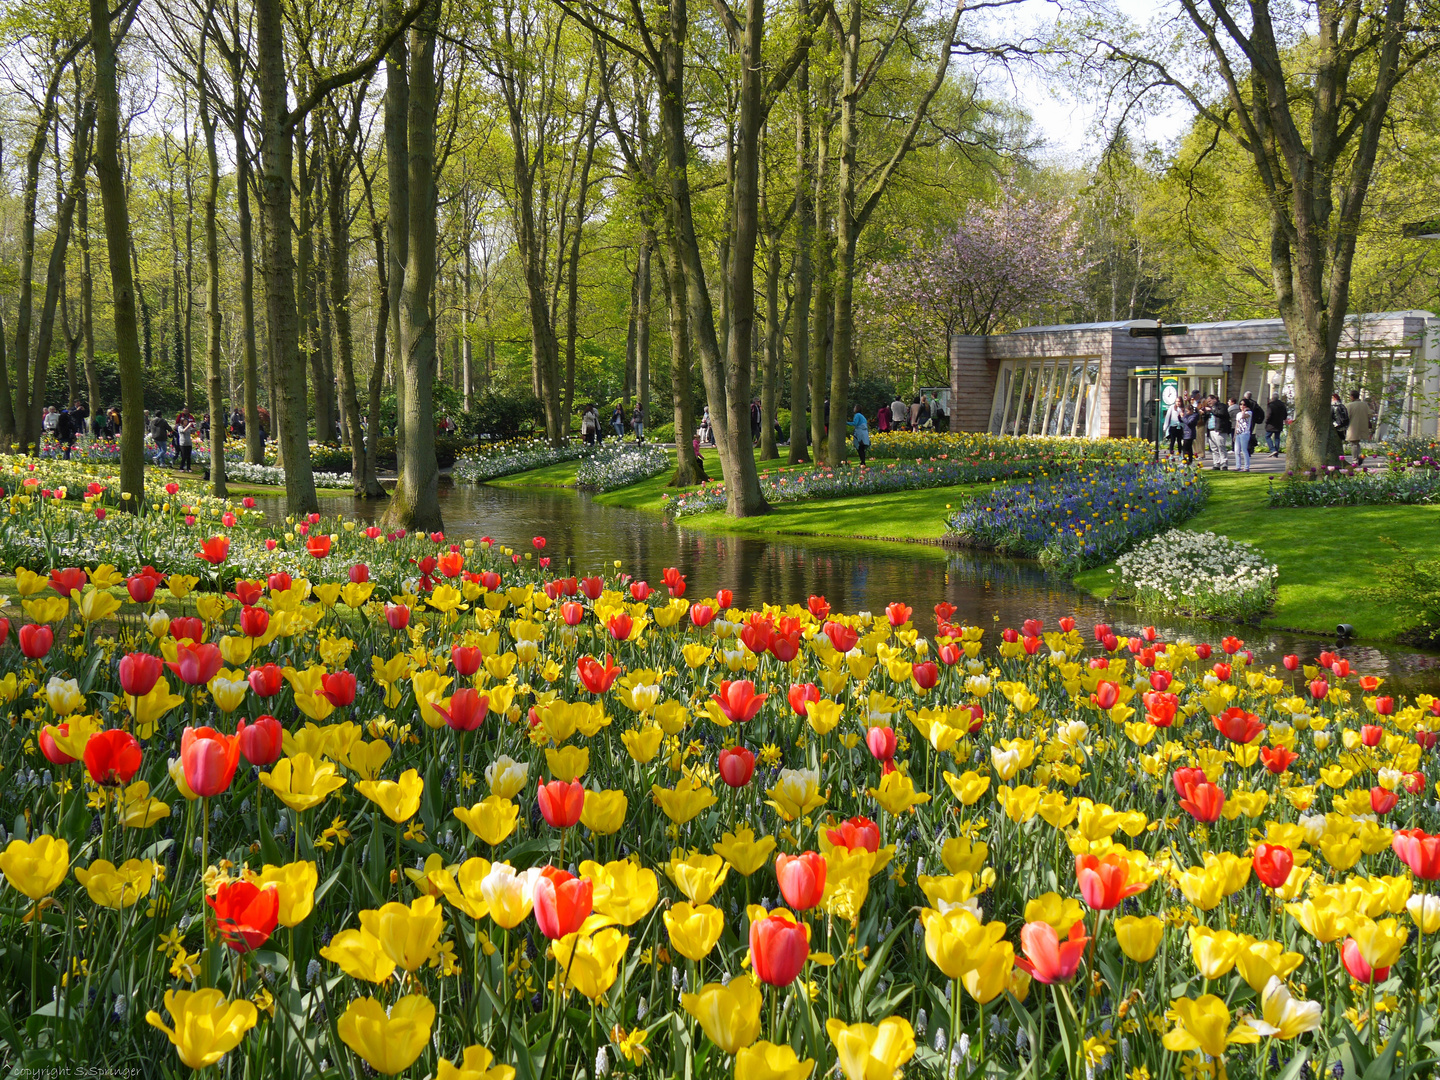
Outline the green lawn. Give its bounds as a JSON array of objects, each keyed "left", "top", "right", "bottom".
[{"left": 1072, "top": 471, "right": 1440, "bottom": 640}]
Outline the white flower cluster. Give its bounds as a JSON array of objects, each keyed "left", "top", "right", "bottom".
[
  {"left": 575, "top": 444, "right": 671, "bottom": 492},
  {"left": 225, "top": 461, "right": 354, "bottom": 489},
  {"left": 1110, "top": 529, "right": 1278, "bottom": 622}
]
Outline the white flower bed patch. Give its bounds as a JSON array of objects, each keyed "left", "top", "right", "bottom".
[
  {"left": 575, "top": 444, "right": 671, "bottom": 492},
  {"left": 1110, "top": 529, "right": 1278, "bottom": 622},
  {"left": 225, "top": 461, "right": 353, "bottom": 489}
]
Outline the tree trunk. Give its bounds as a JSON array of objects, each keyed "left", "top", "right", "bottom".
[
  {"left": 229, "top": 45, "right": 264, "bottom": 465},
  {"left": 827, "top": 1, "right": 861, "bottom": 468},
  {"left": 183, "top": 113, "right": 196, "bottom": 412},
  {"left": 385, "top": 2, "right": 410, "bottom": 478},
  {"left": 760, "top": 222, "right": 782, "bottom": 461},
  {"left": 328, "top": 140, "right": 378, "bottom": 497},
  {"left": 563, "top": 98, "right": 602, "bottom": 434},
  {"left": 788, "top": 42, "right": 812, "bottom": 464},
  {"left": 255, "top": 0, "right": 319, "bottom": 513},
  {"left": 297, "top": 112, "right": 318, "bottom": 448},
  {"left": 809, "top": 40, "right": 833, "bottom": 465},
  {"left": 658, "top": 231, "right": 697, "bottom": 487},
  {"left": 636, "top": 228, "right": 652, "bottom": 434},
  {"left": 462, "top": 221, "right": 474, "bottom": 412},
  {"left": 88, "top": 0, "right": 146, "bottom": 509},
  {"left": 382, "top": 5, "right": 443, "bottom": 532},
  {"left": 78, "top": 176, "right": 101, "bottom": 419},
  {"left": 199, "top": 19, "right": 227, "bottom": 498}
]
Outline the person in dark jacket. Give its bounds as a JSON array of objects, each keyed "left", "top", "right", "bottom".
[
  {"left": 1242, "top": 393, "right": 1263, "bottom": 456},
  {"left": 1206, "top": 396, "right": 1232, "bottom": 470},
  {"left": 1263, "top": 394, "right": 1287, "bottom": 455},
  {"left": 1178, "top": 403, "right": 1198, "bottom": 464}
]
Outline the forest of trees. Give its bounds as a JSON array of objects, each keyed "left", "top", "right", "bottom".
[{"left": 1, "top": 0, "right": 1437, "bottom": 524}]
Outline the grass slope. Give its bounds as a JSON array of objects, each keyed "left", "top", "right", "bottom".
[{"left": 1072, "top": 471, "right": 1439, "bottom": 640}]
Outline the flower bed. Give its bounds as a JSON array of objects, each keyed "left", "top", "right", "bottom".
[
  {"left": 869, "top": 430, "right": 1154, "bottom": 465},
  {"left": 453, "top": 438, "right": 588, "bottom": 483},
  {"left": 946, "top": 461, "right": 1208, "bottom": 573},
  {"left": 1268, "top": 461, "right": 1440, "bottom": 507},
  {"left": 1108, "top": 528, "right": 1279, "bottom": 621},
  {"left": 575, "top": 444, "right": 672, "bottom": 492},
  {"left": 224, "top": 460, "right": 354, "bottom": 490},
  {"left": 4, "top": 456, "right": 1440, "bottom": 1080}
]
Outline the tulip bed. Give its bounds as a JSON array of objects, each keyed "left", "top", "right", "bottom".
[{"left": 4, "top": 456, "right": 1440, "bottom": 1080}]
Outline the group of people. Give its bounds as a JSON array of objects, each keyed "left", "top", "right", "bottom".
[
  {"left": 882, "top": 394, "right": 946, "bottom": 433},
  {"left": 579, "top": 402, "right": 646, "bottom": 445},
  {"left": 1163, "top": 390, "right": 1283, "bottom": 471}
]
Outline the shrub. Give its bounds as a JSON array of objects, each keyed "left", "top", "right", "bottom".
[
  {"left": 1108, "top": 529, "right": 1278, "bottom": 622},
  {"left": 1365, "top": 536, "right": 1440, "bottom": 645},
  {"left": 1268, "top": 460, "right": 1440, "bottom": 507}
]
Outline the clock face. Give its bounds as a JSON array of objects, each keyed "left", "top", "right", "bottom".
[{"left": 1161, "top": 385, "right": 1179, "bottom": 406}]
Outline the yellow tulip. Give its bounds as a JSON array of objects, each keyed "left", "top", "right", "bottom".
[
  {"left": 118, "top": 780, "right": 171, "bottom": 828},
  {"left": 484, "top": 754, "right": 529, "bottom": 799},
  {"left": 454, "top": 796, "right": 519, "bottom": 846},
  {"left": 921, "top": 906, "right": 1006, "bottom": 980},
  {"left": 481, "top": 863, "right": 542, "bottom": 929},
  {"left": 412, "top": 669, "right": 455, "bottom": 729},
  {"left": 765, "top": 768, "right": 825, "bottom": 822},
  {"left": 145, "top": 989, "right": 258, "bottom": 1070},
  {"left": 666, "top": 850, "right": 730, "bottom": 904},
  {"left": 1162, "top": 995, "right": 1261, "bottom": 1058},
  {"left": 651, "top": 776, "right": 717, "bottom": 823},
  {"left": 0, "top": 835, "right": 69, "bottom": 900},
  {"left": 1023, "top": 892, "right": 1084, "bottom": 933},
  {"left": 15, "top": 566, "right": 48, "bottom": 596},
  {"left": 436, "top": 857, "right": 493, "bottom": 920},
  {"left": 1347, "top": 916, "right": 1407, "bottom": 969},
  {"left": 733, "top": 1041, "right": 816, "bottom": 1080},
  {"left": 942, "top": 770, "right": 990, "bottom": 806},
  {"left": 1407, "top": 893, "right": 1440, "bottom": 934},
  {"left": 321, "top": 928, "right": 396, "bottom": 983},
  {"left": 259, "top": 754, "right": 347, "bottom": 812},
  {"left": 337, "top": 994, "right": 435, "bottom": 1076},
  {"left": 74, "top": 858, "right": 154, "bottom": 909},
  {"left": 23, "top": 596, "right": 70, "bottom": 624},
  {"left": 72, "top": 586, "right": 122, "bottom": 624},
  {"left": 437, "top": 1045, "right": 517, "bottom": 1080},
  {"left": 1258, "top": 976, "right": 1322, "bottom": 1040},
  {"left": 1113, "top": 915, "right": 1164, "bottom": 963},
  {"left": 545, "top": 744, "right": 590, "bottom": 782},
  {"left": 44, "top": 676, "right": 84, "bottom": 716},
  {"left": 168, "top": 574, "right": 200, "bottom": 599},
  {"left": 713, "top": 827, "right": 777, "bottom": 877},
  {"left": 806, "top": 699, "right": 844, "bottom": 735},
  {"left": 996, "top": 784, "right": 1042, "bottom": 823},
  {"left": 253, "top": 861, "right": 318, "bottom": 927},
  {"left": 207, "top": 674, "right": 249, "bottom": 713},
  {"left": 866, "top": 770, "right": 931, "bottom": 815},
  {"left": 1233, "top": 936, "right": 1304, "bottom": 993},
  {"left": 551, "top": 917, "right": 629, "bottom": 1000},
  {"left": 665, "top": 901, "right": 725, "bottom": 961},
  {"left": 130, "top": 677, "right": 188, "bottom": 738},
  {"left": 357, "top": 896, "right": 445, "bottom": 971},
  {"left": 578, "top": 788, "right": 627, "bottom": 836},
  {"left": 826, "top": 1016, "right": 916, "bottom": 1080},
  {"left": 940, "top": 837, "right": 988, "bottom": 875},
  {"left": 681, "top": 975, "right": 763, "bottom": 1053},
  {"left": 218, "top": 635, "right": 254, "bottom": 665},
  {"left": 44, "top": 713, "right": 99, "bottom": 761},
  {"left": 1188, "top": 925, "right": 1244, "bottom": 979},
  {"left": 1174, "top": 865, "right": 1228, "bottom": 911},
  {"left": 962, "top": 941, "right": 1015, "bottom": 1004},
  {"left": 355, "top": 768, "right": 424, "bottom": 823},
  {"left": 1285, "top": 894, "right": 1353, "bottom": 943},
  {"left": 620, "top": 724, "right": 665, "bottom": 763},
  {"left": 581, "top": 859, "right": 658, "bottom": 925}
]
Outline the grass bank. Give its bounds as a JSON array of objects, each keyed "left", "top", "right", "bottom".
[{"left": 1072, "top": 470, "right": 1440, "bottom": 641}]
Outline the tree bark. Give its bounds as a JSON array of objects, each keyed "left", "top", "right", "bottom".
[
  {"left": 563, "top": 96, "right": 602, "bottom": 433},
  {"left": 385, "top": 0, "right": 410, "bottom": 477},
  {"left": 658, "top": 231, "right": 697, "bottom": 487},
  {"left": 809, "top": 34, "right": 833, "bottom": 465},
  {"left": 225, "top": 23, "right": 265, "bottom": 465},
  {"left": 88, "top": 0, "right": 146, "bottom": 509},
  {"left": 199, "top": 9, "right": 227, "bottom": 497},
  {"left": 788, "top": 37, "right": 811, "bottom": 464}
]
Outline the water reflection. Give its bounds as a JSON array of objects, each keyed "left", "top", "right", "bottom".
[{"left": 257, "top": 482, "right": 1440, "bottom": 694}]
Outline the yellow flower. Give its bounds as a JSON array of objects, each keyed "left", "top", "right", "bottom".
[
  {"left": 15, "top": 566, "right": 49, "bottom": 596},
  {"left": 454, "top": 797, "right": 520, "bottom": 846},
  {"left": 1161, "top": 995, "right": 1261, "bottom": 1058},
  {"left": 996, "top": 784, "right": 1042, "bottom": 823},
  {"left": 545, "top": 744, "right": 590, "bottom": 782},
  {"left": 73, "top": 586, "right": 122, "bottom": 624},
  {"left": 962, "top": 941, "right": 1015, "bottom": 1004},
  {"left": 357, "top": 896, "right": 446, "bottom": 971},
  {"left": 1233, "top": 936, "right": 1304, "bottom": 993},
  {"left": 437, "top": 1045, "right": 516, "bottom": 1080},
  {"left": 320, "top": 928, "right": 396, "bottom": 983},
  {"left": 130, "top": 677, "right": 188, "bottom": 737},
  {"left": 665, "top": 902, "right": 725, "bottom": 961},
  {"left": 412, "top": 669, "right": 455, "bottom": 729},
  {"left": 714, "top": 827, "right": 778, "bottom": 877},
  {"left": 253, "top": 861, "right": 318, "bottom": 927},
  {"left": 806, "top": 699, "right": 844, "bottom": 735},
  {"left": 666, "top": 850, "right": 730, "bottom": 904},
  {"left": 1285, "top": 893, "right": 1353, "bottom": 943},
  {"left": 940, "top": 837, "right": 988, "bottom": 876},
  {"left": 826, "top": 1016, "right": 917, "bottom": 1080},
  {"left": 44, "top": 676, "right": 85, "bottom": 716},
  {"left": 0, "top": 835, "right": 69, "bottom": 900},
  {"left": 1257, "top": 976, "right": 1323, "bottom": 1040},
  {"left": 579, "top": 788, "right": 628, "bottom": 835},
  {"left": 23, "top": 595, "right": 70, "bottom": 624},
  {"left": 1113, "top": 915, "right": 1165, "bottom": 963},
  {"left": 355, "top": 769, "right": 424, "bottom": 823},
  {"left": 1347, "top": 916, "right": 1407, "bottom": 969},
  {"left": 681, "top": 975, "right": 763, "bottom": 1053},
  {"left": 920, "top": 906, "right": 1006, "bottom": 980},
  {"left": 207, "top": 673, "right": 249, "bottom": 714},
  {"left": 74, "top": 858, "right": 154, "bottom": 909},
  {"left": 436, "top": 857, "right": 493, "bottom": 920},
  {"left": 581, "top": 858, "right": 659, "bottom": 925},
  {"left": 259, "top": 754, "right": 347, "bottom": 813},
  {"left": 1173, "top": 865, "right": 1228, "bottom": 912},
  {"left": 552, "top": 916, "right": 629, "bottom": 1000},
  {"left": 621, "top": 725, "right": 665, "bottom": 763},
  {"left": 651, "top": 776, "right": 717, "bottom": 823},
  {"left": 145, "top": 989, "right": 258, "bottom": 1070},
  {"left": 337, "top": 994, "right": 435, "bottom": 1076},
  {"left": 481, "top": 863, "right": 542, "bottom": 929},
  {"left": 942, "top": 770, "right": 991, "bottom": 805},
  {"left": 1188, "top": 925, "right": 1244, "bottom": 979},
  {"left": 867, "top": 770, "right": 930, "bottom": 815},
  {"left": 484, "top": 755, "right": 529, "bottom": 799},
  {"left": 168, "top": 574, "right": 200, "bottom": 599},
  {"left": 118, "top": 780, "right": 171, "bottom": 828},
  {"left": 766, "top": 768, "right": 825, "bottom": 822},
  {"left": 733, "top": 1041, "right": 816, "bottom": 1080}
]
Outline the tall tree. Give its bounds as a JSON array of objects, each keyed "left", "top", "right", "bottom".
[{"left": 197, "top": 0, "right": 227, "bottom": 496}]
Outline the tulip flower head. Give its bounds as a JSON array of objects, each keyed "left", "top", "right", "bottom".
[
  {"left": 1015, "top": 919, "right": 1089, "bottom": 984},
  {"left": 181, "top": 726, "right": 242, "bottom": 797},
  {"left": 84, "top": 729, "right": 143, "bottom": 787},
  {"left": 207, "top": 880, "right": 280, "bottom": 952},
  {"left": 749, "top": 906, "right": 810, "bottom": 987}
]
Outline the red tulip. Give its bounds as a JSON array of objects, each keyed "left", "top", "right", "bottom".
[
  {"left": 39, "top": 723, "right": 77, "bottom": 765},
  {"left": 1405, "top": 771, "right": 1426, "bottom": 795},
  {"left": 912, "top": 661, "right": 939, "bottom": 690},
  {"left": 196, "top": 536, "right": 231, "bottom": 565},
  {"left": 1418, "top": 730, "right": 1439, "bottom": 750},
  {"left": 768, "top": 631, "right": 800, "bottom": 663},
  {"left": 239, "top": 605, "right": 270, "bottom": 639},
  {"left": 1282, "top": 653, "right": 1299, "bottom": 671},
  {"left": 181, "top": 726, "right": 242, "bottom": 797},
  {"left": 1252, "top": 844, "right": 1294, "bottom": 889},
  {"left": 1179, "top": 780, "right": 1225, "bottom": 823},
  {"left": 434, "top": 688, "right": 488, "bottom": 732},
  {"left": 385, "top": 604, "right": 411, "bottom": 630},
  {"left": 1332, "top": 658, "right": 1351, "bottom": 679},
  {"left": 1375, "top": 697, "right": 1395, "bottom": 716},
  {"left": 537, "top": 780, "right": 585, "bottom": 828},
  {"left": 1260, "top": 746, "right": 1298, "bottom": 775},
  {"left": 807, "top": 595, "right": 830, "bottom": 619},
  {"left": 320, "top": 671, "right": 357, "bottom": 707},
  {"left": 348, "top": 563, "right": 370, "bottom": 584},
  {"left": 1370, "top": 786, "right": 1398, "bottom": 816},
  {"left": 823, "top": 620, "right": 858, "bottom": 654},
  {"left": 1057, "top": 616, "right": 1075, "bottom": 633},
  {"left": 1194, "top": 642, "right": 1212, "bottom": 660},
  {"left": 237, "top": 715, "right": 284, "bottom": 767},
  {"left": 118, "top": 652, "right": 165, "bottom": 698},
  {"left": 560, "top": 602, "right": 585, "bottom": 626},
  {"left": 826, "top": 816, "right": 880, "bottom": 853},
  {"left": 718, "top": 746, "right": 755, "bottom": 788},
  {"left": 689, "top": 603, "right": 716, "bottom": 629},
  {"left": 231, "top": 579, "right": 265, "bottom": 608},
  {"left": 1212, "top": 707, "right": 1265, "bottom": 744},
  {"left": 607, "top": 613, "right": 634, "bottom": 641},
  {"left": 1015, "top": 920, "right": 1089, "bottom": 984},
  {"left": 1022, "top": 618, "right": 1044, "bottom": 638},
  {"left": 452, "top": 646, "right": 482, "bottom": 676},
  {"left": 1393, "top": 829, "right": 1440, "bottom": 880},
  {"left": 247, "top": 663, "right": 284, "bottom": 698},
  {"left": 715, "top": 589, "right": 732, "bottom": 609},
  {"left": 1310, "top": 678, "right": 1329, "bottom": 700},
  {"left": 866, "top": 725, "right": 897, "bottom": 768},
  {"left": 775, "top": 852, "right": 827, "bottom": 912},
  {"left": 749, "top": 910, "right": 810, "bottom": 987},
  {"left": 306, "top": 535, "right": 332, "bottom": 559},
  {"left": 576, "top": 654, "right": 620, "bottom": 695},
  {"left": 1092, "top": 623, "right": 1111, "bottom": 642},
  {"left": 207, "top": 880, "right": 279, "bottom": 953},
  {"left": 1143, "top": 690, "right": 1177, "bottom": 727},
  {"left": 1361, "top": 724, "right": 1383, "bottom": 747},
  {"left": 1075, "top": 853, "right": 1147, "bottom": 910},
  {"left": 84, "top": 729, "right": 143, "bottom": 787},
  {"left": 438, "top": 551, "right": 465, "bottom": 578},
  {"left": 739, "top": 621, "right": 771, "bottom": 656},
  {"left": 1148, "top": 670, "right": 1172, "bottom": 692},
  {"left": 711, "top": 680, "right": 767, "bottom": 724},
  {"left": 171, "top": 616, "right": 205, "bottom": 643},
  {"left": 266, "top": 571, "right": 292, "bottom": 594},
  {"left": 166, "top": 642, "right": 224, "bottom": 687},
  {"left": 1340, "top": 938, "right": 1388, "bottom": 984},
  {"left": 937, "top": 642, "right": 962, "bottom": 666},
  {"left": 1102, "top": 633, "right": 1119, "bottom": 651},
  {"left": 1090, "top": 681, "right": 1118, "bottom": 710},
  {"left": 1172, "top": 766, "right": 1206, "bottom": 798},
  {"left": 1002, "top": 628, "right": 1019, "bottom": 644},
  {"left": 578, "top": 576, "right": 603, "bottom": 600},
  {"left": 885, "top": 602, "right": 912, "bottom": 627},
  {"left": 1212, "top": 662, "right": 1232, "bottom": 682},
  {"left": 787, "top": 683, "right": 820, "bottom": 716},
  {"left": 627, "top": 580, "right": 652, "bottom": 603},
  {"left": 18, "top": 623, "right": 54, "bottom": 659},
  {"left": 49, "top": 567, "right": 87, "bottom": 596},
  {"left": 533, "top": 866, "right": 592, "bottom": 939},
  {"left": 532, "top": 535, "right": 547, "bottom": 550},
  {"left": 126, "top": 573, "right": 158, "bottom": 604}
]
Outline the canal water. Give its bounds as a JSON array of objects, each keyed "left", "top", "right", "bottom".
[{"left": 255, "top": 481, "right": 1440, "bottom": 694}]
